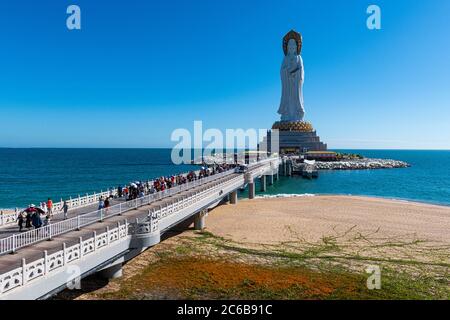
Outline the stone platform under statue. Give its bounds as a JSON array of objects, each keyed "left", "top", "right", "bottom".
[{"left": 262, "top": 120, "right": 327, "bottom": 154}]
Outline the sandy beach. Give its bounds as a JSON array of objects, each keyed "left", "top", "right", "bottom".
[
  {"left": 62, "top": 195, "right": 450, "bottom": 300},
  {"left": 206, "top": 195, "right": 450, "bottom": 244},
  {"left": 0, "top": 209, "right": 15, "bottom": 216}
]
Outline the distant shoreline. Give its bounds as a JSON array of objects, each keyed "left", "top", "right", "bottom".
[
  {"left": 254, "top": 192, "right": 450, "bottom": 208},
  {"left": 1, "top": 147, "right": 450, "bottom": 150},
  {"left": 0, "top": 209, "right": 16, "bottom": 217}
]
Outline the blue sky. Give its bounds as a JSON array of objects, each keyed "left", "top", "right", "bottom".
[{"left": 0, "top": 0, "right": 449, "bottom": 149}]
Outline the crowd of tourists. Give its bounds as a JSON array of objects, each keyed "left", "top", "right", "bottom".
[
  {"left": 16, "top": 198, "right": 55, "bottom": 232},
  {"left": 15, "top": 163, "right": 236, "bottom": 232},
  {"left": 116, "top": 163, "right": 235, "bottom": 201}
]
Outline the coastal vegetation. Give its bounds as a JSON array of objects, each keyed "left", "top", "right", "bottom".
[
  {"left": 335, "top": 152, "right": 364, "bottom": 160},
  {"left": 58, "top": 227, "right": 449, "bottom": 300}
]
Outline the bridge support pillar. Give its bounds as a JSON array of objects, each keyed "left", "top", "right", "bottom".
[
  {"left": 100, "top": 263, "right": 123, "bottom": 280},
  {"left": 194, "top": 210, "right": 207, "bottom": 230},
  {"left": 260, "top": 175, "right": 266, "bottom": 192},
  {"left": 230, "top": 190, "right": 238, "bottom": 204},
  {"left": 268, "top": 174, "right": 274, "bottom": 186},
  {"left": 248, "top": 182, "right": 255, "bottom": 199},
  {"left": 275, "top": 171, "right": 279, "bottom": 180},
  {"left": 287, "top": 161, "right": 292, "bottom": 176}
]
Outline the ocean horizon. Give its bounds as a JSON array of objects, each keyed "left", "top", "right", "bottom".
[{"left": 1, "top": 148, "right": 449, "bottom": 209}]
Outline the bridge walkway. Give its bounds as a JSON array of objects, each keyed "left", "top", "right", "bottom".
[{"left": 0, "top": 172, "right": 241, "bottom": 275}]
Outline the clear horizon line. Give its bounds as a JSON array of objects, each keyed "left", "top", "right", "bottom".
[{"left": 1, "top": 147, "right": 450, "bottom": 151}]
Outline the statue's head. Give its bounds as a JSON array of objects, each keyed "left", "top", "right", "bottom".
[
  {"left": 283, "top": 29, "right": 302, "bottom": 56},
  {"left": 287, "top": 39, "right": 297, "bottom": 55}
]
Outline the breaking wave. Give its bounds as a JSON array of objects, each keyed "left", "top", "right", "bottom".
[{"left": 255, "top": 193, "right": 315, "bottom": 199}]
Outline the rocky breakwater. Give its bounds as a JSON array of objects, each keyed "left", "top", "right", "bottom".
[{"left": 315, "top": 158, "right": 410, "bottom": 170}]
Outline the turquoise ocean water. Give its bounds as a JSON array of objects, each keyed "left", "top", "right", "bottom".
[{"left": 0, "top": 149, "right": 449, "bottom": 208}]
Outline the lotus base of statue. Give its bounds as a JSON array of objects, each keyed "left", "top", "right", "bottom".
[{"left": 272, "top": 120, "right": 314, "bottom": 132}]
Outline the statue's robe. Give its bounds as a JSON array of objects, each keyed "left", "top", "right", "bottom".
[{"left": 278, "top": 54, "right": 305, "bottom": 122}]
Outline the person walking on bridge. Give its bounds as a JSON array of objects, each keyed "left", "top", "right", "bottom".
[
  {"left": 62, "top": 200, "right": 69, "bottom": 220},
  {"left": 17, "top": 211, "right": 25, "bottom": 232},
  {"left": 23, "top": 204, "right": 38, "bottom": 229},
  {"left": 43, "top": 213, "right": 50, "bottom": 227},
  {"left": 31, "top": 211, "right": 42, "bottom": 229},
  {"left": 25, "top": 211, "right": 32, "bottom": 229},
  {"left": 104, "top": 197, "right": 110, "bottom": 215},
  {"left": 47, "top": 198, "right": 53, "bottom": 217},
  {"left": 40, "top": 202, "right": 48, "bottom": 215},
  {"left": 98, "top": 197, "right": 105, "bottom": 210}
]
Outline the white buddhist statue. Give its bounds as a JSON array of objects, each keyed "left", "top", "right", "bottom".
[
  {"left": 278, "top": 30, "right": 305, "bottom": 122},
  {"left": 266, "top": 30, "right": 327, "bottom": 153}
]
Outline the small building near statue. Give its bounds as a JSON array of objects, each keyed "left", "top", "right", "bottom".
[{"left": 262, "top": 29, "right": 328, "bottom": 155}]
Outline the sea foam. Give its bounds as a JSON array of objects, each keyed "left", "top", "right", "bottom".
[{"left": 255, "top": 193, "right": 315, "bottom": 199}]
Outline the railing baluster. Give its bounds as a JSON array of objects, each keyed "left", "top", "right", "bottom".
[
  {"left": 62, "top": 243, "right": 66, "bottom": 265},
  {"left": 12, "top": 235, "right": 16, "bottom": 254},
  {"left": 93, "top": 231, "right": 97, "bottom": 251},
  {"left": 22, "top": 258, "right": 27, "bottom": 285}
]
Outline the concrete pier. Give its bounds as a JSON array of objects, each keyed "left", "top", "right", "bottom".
[
  {"left": 248, "top": 182, "right": 255, "bottom": 199},
  {"left": 260, "top": 175, "right": 266, "bottom": 192},
  {"left": 100, "top": 263, "right": 123, "bottom": 279},
  {"left": 268, "top": 174, "right": 274, "bottom": 186},
  {"left": 230, "top": 190, "right": 238, "bottom": 204},
  {"left": 194, "top": 210, "right": 207, "bottom": 230}
]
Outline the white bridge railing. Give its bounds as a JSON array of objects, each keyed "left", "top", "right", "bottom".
[
  {"left": 0, "top": 221, "right": 130, "bottom": 295},
  {"left": 0, "top": 169, "right": 236, "bottom": 256},
  {"left": 150, "top": 174, "right": 244, "bottom": 223},
  {"left": 0, "top": 174, "right": 245, "bottom": 296},
  {"left": 0, "top": 190, "right": 118, "bottom": 228},
  {"left": 0, "top": 157, "right": 278, "bottom": 228},
  {"left": 0, "top": 167, "right": 222, "bottom": 228},
  {"left": 0, "top": 157, "right": 278, "bottom": 297}
]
